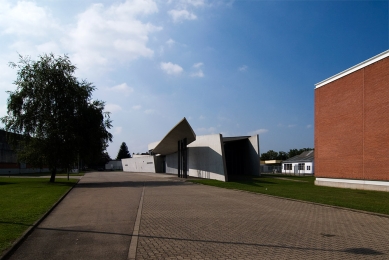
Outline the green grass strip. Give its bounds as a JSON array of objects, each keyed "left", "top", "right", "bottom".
[
  {"left": 189, "top": 175, "right": 389, "bottom": 215},
  {"left": 0, "top": 178, "right": 78, "bottom": 254}
]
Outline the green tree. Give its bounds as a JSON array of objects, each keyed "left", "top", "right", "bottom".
[
  {"left": 116, "top": 142, "right": 131, "bottom": 160},
  {"left": 260, "top": 150, "right": 278, "bottom": 160},
  {"left": 288, "top": 148, "right": 313, "bottom": 158},
  {"left": 1, "top": 53, "right": 112, "bottom": 182},
  {"left": 276, "top": 151, "right": 288, "bottom": 160}
]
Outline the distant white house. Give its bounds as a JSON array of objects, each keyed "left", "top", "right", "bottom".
[
  {"left": 105, "top": 160, "right": 123, "bottom": 171},
  {"left": 282, "top": 150, "right": 314, "bottom": 175}
]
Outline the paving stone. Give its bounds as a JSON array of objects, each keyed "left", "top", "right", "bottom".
[{"left": 5, "top": 172, "right": 389, "bottom": 260}]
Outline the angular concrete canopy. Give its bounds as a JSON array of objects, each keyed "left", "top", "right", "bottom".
[{"left": 152, "top": 118, "right": 196, "bottom": 155}]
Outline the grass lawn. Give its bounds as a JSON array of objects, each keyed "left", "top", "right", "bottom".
[
  {"left": 189, "top": 174, "right": 389, "bottom": 215},
  {"left": 0, "top": 178, "right": 78, "bottom": 254}
]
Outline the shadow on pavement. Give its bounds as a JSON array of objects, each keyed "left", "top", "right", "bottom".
[
  {"left": 75, "top": 180, "right": 190, "bottom": 189},
  {"left": 136, "top": 234, "right": 385, "bottom": 256}
]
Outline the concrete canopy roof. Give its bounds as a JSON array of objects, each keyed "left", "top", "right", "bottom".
[{"left": 152, "top": 118, "right": 196, "bottom": 155}]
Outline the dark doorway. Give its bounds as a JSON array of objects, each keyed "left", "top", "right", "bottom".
[{"left": 224, "top": 138, "right": 248, "bottom": 177}]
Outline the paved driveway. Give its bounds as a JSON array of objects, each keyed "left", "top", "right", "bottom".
[{"left": 6, "top": 172, "right": 389, "bottom": 259}]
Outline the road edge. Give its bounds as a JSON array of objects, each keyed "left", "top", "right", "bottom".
[{"left": 0, "top": 178, "right": 82, "bottom": 260}]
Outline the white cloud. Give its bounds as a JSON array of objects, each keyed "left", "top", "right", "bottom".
[
  {"left": 67, "top": 0, "right": 161, "bottom": 71},
  {"left": 199, "top": 115, "right": 205, "bottom": 119},
  {"left": 0, "top": 1, "right": 59, "bottom": 37},
  {"left": 105, "top": 103, "right": 122, "bottom": 113},
  {"left": 306, "top": 124, "right": 312, "bottom": 128},
  {"left": 193, "top": 62, "right": 203, "bottom": 68},
  {"left": 107, "top": 83, "right": 134, "bottom": 96},
  {"left": 0, "top": 1, "right": 63, "bottom": 58},
  {"left": 144, "top": 109, "right": 156, "bottom": 114},
  {"left": 114, "top": 126, "right": 123, "bottom": 135},
  {"left": 184, "top": 0, "right": 205, "bottom": 7},
  {"left": 170, "top": 0, "right": 205, "bottom": 8},
  {"left": 288, "top": 124, "right": 296, "bottom": 128},
  {"left": 166, "top": 38, "right": 175, "bottom": 47},
  {"left": 168, "top": 9, "right": 197, "bottom": 22},
  {"left": 248, "top": 129, "right": 268, "bottom": 135},
  {"left": 160, "top": 62, "right": 183, "bottom": 75},
  {"left": 238, "top": 65, "right": 248, "bottom": 71},
  {"left": 191, "top": 70, "right": 204, "bottom": 77},
  {"left": 191, "top": 62, "right": 204, "bottom": 77},
  {"left": 132, "top": 105, "right": 142, "bottom": 110},
  {"left": 0, "top": 0, "right": 162, "bottom": 76}
]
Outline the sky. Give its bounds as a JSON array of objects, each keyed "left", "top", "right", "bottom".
[{"left": 0, "top": 0, "right": 388, "bottom": 159}]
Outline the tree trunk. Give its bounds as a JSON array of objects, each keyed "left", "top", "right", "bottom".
[{"left": 50, "top": 168, "right": 56, "bottom": 183}]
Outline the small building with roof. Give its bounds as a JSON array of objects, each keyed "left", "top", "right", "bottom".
[
  {"left": 122, "top": 118, "right": 260, "bottom": 181},
  {"left": 282, "top": 150, "right": 314, "bottom": 175}
]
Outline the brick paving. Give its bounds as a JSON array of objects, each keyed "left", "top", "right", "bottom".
[
  {"left": 4, "top": 172, "right": 389, "bottom": 259},
  {"left": 137, "top": 176, "right": 389, "bottom": 260}
]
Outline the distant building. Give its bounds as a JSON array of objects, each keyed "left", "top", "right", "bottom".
[
  {"left": 315, "top": 49, "right": 389, "bottom": 192},
  {"left": 260, "top": 160, "right": 282, "bottom": 174},
  {"left": 0, "top": 130, "right": 49, "bottom": 174},
  {"left": 281, "top": 150, "right": 314, "bottom": 175},
  {"left": 122, "top": 118, "right": 260, "bottom": 182},
  {"left": 105, "top": 160, "right": 123, "bottom": 171}
]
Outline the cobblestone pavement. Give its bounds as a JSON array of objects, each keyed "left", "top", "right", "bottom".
[
  {"left": 5, "top": 172, "right": 389, "bottom": 260},
  {"left": 137, "top": 175, "right": 389, "bottom": 260}
]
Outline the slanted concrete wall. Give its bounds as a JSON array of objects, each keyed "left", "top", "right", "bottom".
[
  {"left": 187, "top": 134, "right": 227, "bottom": 182},
  {"left": 122, "top": 156, "right": 156, "bottom": 173},
  {"left": 164, "top": 134, "right": 227, "bottom": 181},
  {"left": 248, "top": 135, "right": 260, "bottom": 176}
]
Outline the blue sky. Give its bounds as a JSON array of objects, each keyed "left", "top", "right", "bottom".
[{"left": 0, "top": 0, "right": 388, "bottom": 158}]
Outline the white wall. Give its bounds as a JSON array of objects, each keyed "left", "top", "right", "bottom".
[
  {"left": 122, "top": 156, "right": 156, "bottom": 173},
  {"left": 187, "top": 134, "right": 227, "bottom": 182},
  {"left": 165, "top": 153, "right": 178, "bottom": 174},
  {"left": 248, "top": 135, "right": 260, "bottom": 176},
  {"left": 164, "top": 134, "right": 227, "bottom": 181}
]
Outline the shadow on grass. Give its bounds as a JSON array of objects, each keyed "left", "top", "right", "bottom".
[
  {"left": 0, "top": 182, "right": 16, "bottom": 186},
  {"left": 0, "top": 221, "right": 32, "bottom": 227}
]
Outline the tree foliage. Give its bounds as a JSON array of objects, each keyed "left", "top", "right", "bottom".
[
  {"left": 116, "top": 142, "right": 131, "bottom": 160},
  {"left": 260, "top": 148, "right": 313, "bottom": 161},
  {"left": 1, "top": 53, "right": 112, "bottom": 182}
]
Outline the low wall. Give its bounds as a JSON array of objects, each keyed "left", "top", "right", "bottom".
[
  {"left": 122, "top": 156, "right": 156, "bottom": 173},
  {"left": 315, "top": 177, "right": 389, "bottom": 192}
]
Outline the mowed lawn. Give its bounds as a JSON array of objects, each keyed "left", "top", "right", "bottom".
[
  {"left": 190, "top": 175, "right": 389, "bottom": 215},
  {"left": 0, "top": 178, "right": 78, "bottom": 254}
]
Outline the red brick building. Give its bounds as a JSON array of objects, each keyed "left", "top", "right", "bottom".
[{"left": 315, "top": 50, "right": 389, "bottom": 192}]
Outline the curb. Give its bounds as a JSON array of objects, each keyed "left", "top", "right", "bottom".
[
  {"left": 0, "top": 177, "right": 82, "bottom": 260},
  {"left": 187, "top": 180, "right": 389, "bottom": 220}
]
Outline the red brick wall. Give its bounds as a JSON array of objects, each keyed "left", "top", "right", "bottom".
[{"left": 315, "top": 56, "right": 389, "bottom": 181}]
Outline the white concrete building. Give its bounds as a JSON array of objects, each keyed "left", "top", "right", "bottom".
[
  {"left": 282, "top": 150, "right": 314, "bottom": 175},
  {"left": 105, "top": 160, "right": 123, "bottom": 171},
  {"left": 122, "top": 118, "right": 260, "bottom": 182}
]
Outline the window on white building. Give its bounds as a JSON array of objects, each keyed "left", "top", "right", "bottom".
[
  {"left": 298, "top": 163, "right": 305, "bottom": 170},
  {"left": 284, "top": 164, "right": 292, "bottom": 170},
  {"left": 307, "top": 165, "right": 311, "bottom": 171}
]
